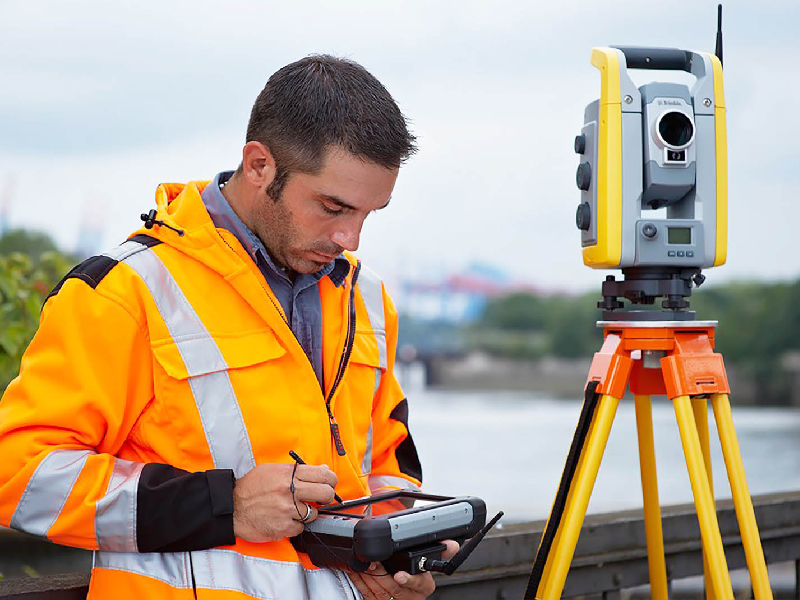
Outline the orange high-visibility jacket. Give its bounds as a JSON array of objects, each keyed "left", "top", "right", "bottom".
[{"left": 0, "top": 181, "right": 422, "bottom": 599}]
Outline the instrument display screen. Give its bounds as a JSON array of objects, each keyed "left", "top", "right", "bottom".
[{"left": 668, "top": 227, "right": 692, "bottom": 245}]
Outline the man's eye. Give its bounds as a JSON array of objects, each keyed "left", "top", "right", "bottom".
[{"left": 321, "top": 202, "right": 344, "bottom": 215}]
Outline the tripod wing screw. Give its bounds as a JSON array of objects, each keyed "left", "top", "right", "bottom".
[{"left": 662, "top": 296, "right": 690, "bottom": 310}]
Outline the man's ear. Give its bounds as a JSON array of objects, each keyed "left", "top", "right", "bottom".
[{"left": 241, "top": 141, "right": 277, "bottom": 189}]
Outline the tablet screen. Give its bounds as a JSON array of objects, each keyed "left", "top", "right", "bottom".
[{"left": 320, "top": 490, "right": 452, "bottom": 518}]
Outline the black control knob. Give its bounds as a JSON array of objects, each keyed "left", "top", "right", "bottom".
[
  {"left": 576, "top": 203, "right": 591, "bottom": 231},
  {"left": 576, "top": 162, "right": 591, "bottom": 191},
  {"left": 574, "top": 134, "right": 586, "bottom": 154},
  {"left": 642, "top": 223, "right": 658, "bottom": 239}
]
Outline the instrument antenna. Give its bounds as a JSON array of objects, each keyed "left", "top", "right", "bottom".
[{"left": 715, "top": 4, "right": 724, "bottom": 67}]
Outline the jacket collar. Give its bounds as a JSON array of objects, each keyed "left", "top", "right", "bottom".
[{"left": 128, "top": 181, "right": 360, "bottom": 348}]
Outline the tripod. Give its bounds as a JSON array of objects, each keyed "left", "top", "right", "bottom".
[{"left": 525, "top": 320, "right": 772, "bottom": 599}]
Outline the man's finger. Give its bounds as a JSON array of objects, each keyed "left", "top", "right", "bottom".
[
  {"left": 294, "top": 464, "right": 338, "bottom": 487},
  {"left": 291, "top": 501, "right": 317, "bottom": 523},
  {"left": 441, "top": 539, "right": 460, "bottom": 560},
  {"left": 393, "top": 570, "right": 435, "bottom": 596},
  {"left": 347, "top": 572, "right": 374, "bottom": 599},
  {"left": 286, "top": 519, "right": 305, "bottom": 538},
  {"left": 291, "top": 480, "right": 337, "bottom": 504},
  {"left": 363, "top": 563, "right": 416, "bottom": 599},
  {"left": 359, "top": 566, "right": 402, "bottom": 599}
]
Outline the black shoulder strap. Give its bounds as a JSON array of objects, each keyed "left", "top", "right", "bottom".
[{"left": 43, "top": 234, "right": 161, "bottom": 307}]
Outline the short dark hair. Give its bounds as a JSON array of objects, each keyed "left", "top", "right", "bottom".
[{"left": 245, "top": 54, "right": 417, "bottom": 198}]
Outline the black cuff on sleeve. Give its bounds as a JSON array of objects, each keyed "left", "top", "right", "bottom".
[
  {"left": 389, "top": 398, "right": 423, "bottom": 483},
  {"left": 137, "top": 464, "right": 236, "bottom": 553}
]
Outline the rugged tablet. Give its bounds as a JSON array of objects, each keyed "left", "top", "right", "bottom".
[{"left": 291, "top": 490, "right": 499, "bottom": 575}]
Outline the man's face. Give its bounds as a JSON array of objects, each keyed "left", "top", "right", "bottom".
[{"left": 251, "top": 147, "right": 398, "bottom": 275}]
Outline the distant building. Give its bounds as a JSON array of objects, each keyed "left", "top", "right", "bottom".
[
  {"left": 74, "top": 196, "right": 105, "bottom": 259},
  {"left": 75, "top": 220, "right": 104, "bottom": 259},
  {"left": 399, "top": 262, "right": 538, "bottom": 323}
]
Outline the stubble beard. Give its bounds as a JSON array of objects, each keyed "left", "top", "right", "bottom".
[{"left": 254, "top": 192, "right": 325, "bottom": 276}]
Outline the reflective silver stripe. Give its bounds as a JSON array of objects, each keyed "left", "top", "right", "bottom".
[
  {"left": 368, "top": 474, "right": 421, "bottom": 493},
  {"left": 191, "top": 549, "right": 359, "bottom": 599},
  {"left": 360, "top": 369, "right": 382, "bottom": 476},
  {"left": 97, "top": 549, "right": 359, "bottom": 598},
  {"left": 10, "top": 449, "right": 93, "bottom": 537},
  {"left": 103, "top": 239, "right": 149, "bottom": 262},
  {"left": 358, "top": 269, "right": 388, "bottom": 483},
  {"left": 95, "top": 459, "right": 144, "bottom": 552},
  {"left": 95, "top": 551, "right": 192, "bottom": 589},
  {"left": 361, "top": 421, "right": 373, "bottom": 476},
  {"left": 123, "top": 249, "right": 228, "bottom": 376},
  {"left": 357, "top": 265, "right": 387, "bottom": 370},
  {"left": 334, "top": 569, "right": 362, "bottom": 599},
  {"left": 122, "top": 249, "right": 256, "bottom": 478}
]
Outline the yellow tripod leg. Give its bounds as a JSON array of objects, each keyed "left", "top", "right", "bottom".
[
  {"left": 537, "top": 394, "right": 620, "bottom": 600},
  {"left": 692, "top": 397, "right": 717, "bottom": 600},
  {"left": 537, "top": 404, "right": 597, "bottom": 595},
  {"left": 711, "top": 393, "right": 773, "bottom": 600},
  {"left": 634, "top": 394, "right": 669, "bottom": 600},
  {"left": 673, "top": 394, "right": 734, "bottom": 599}
]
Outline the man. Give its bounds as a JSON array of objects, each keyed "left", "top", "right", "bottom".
[{"left": 0, "top": 55, "right": 455, "bottom": 599}]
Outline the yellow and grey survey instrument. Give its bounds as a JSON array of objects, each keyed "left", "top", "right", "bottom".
[
  {"left": 575, "top": 46, "right": 727, "bottom": 271},
  {"left": 573, "top": 29, "right": 729, "bottom": 321}
]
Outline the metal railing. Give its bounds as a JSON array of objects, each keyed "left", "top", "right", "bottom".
[{"left": 2, "top": 491, "right": 800, "bottom": 599}]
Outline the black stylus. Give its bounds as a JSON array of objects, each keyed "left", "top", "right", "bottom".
[{"left": 289, "top": 450, "right": 344, "bottom": 503}]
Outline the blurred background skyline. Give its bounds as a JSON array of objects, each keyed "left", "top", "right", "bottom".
[{"left": 1, "top": 0, "right": 799, "bottom": 296}]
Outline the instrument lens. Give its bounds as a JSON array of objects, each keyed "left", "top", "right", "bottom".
[{"left": 658, "top": 111, "right": 694, "bottom": 148}]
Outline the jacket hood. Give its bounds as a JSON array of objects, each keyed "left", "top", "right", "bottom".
[
  {"left": 129, "top": 180, "right": 253, "bottom": 280},
  {"left": 136, "top": 180, "right": 211, "bottom": 242}
]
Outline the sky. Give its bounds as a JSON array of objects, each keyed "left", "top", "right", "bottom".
[{"left": 1, "top": 0, "right": 799, "bottom": 294}]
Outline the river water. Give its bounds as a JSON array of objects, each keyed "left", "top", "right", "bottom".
[{"left": 406, "top": 389, "right": 800, "bottom": 523}]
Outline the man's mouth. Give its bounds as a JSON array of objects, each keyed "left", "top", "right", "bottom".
[{"left": 309, "top": 250, "right": 337, "bottom": 262}]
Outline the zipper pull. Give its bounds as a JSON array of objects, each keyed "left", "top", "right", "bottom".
[{"left": 329, "top": 414, "right": 346, "bottom": 456}]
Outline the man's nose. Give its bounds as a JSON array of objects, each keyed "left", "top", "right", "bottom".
[{"left": 330, "top": 222, "right": 362, "bottom": 252}]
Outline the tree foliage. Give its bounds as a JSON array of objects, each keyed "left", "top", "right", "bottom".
[
  {"left": 474, "top": 281, "right": 800, "bottom": 368},
  {"left": 0, "top": 231, "right": 73, "bottom": 392},
  {"left": 480, "top": 292, "right": 546, "bottom": 331},
  {"left": 691, "top": 280, "right": 800, "bottom": 403},
  {"left": 472, "top": 291, "right": 602, "bottom": 358},
  {"left": 0, "top": 228, "right": 61, "bottom": 260}
]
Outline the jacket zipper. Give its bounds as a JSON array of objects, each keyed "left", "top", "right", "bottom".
[
  {"left": 222, "top": 232, "right": 358, "bottom": 456},
  {"left": 326, "top": 261, "right": 361, "bottom": 456}
]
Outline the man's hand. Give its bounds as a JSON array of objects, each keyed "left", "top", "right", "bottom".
[
  {"left": 349, "top": 539, "right": 460, "bottom": 599},
  {"left": 232, "top": 462, "right": 337, "bottom": 543}
]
